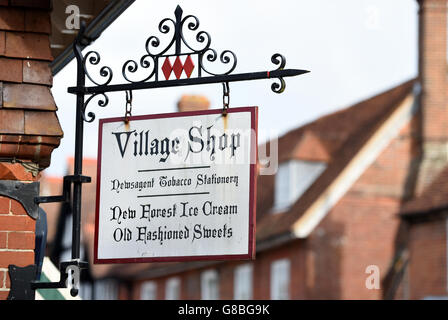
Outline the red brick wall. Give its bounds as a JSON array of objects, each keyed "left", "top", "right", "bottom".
[
  {"left": 419, "top": 0, "right": 448, "bottom": 141},
  {"left": 303, "top": 114, "right": 416, "bottom": 299},
  {"left": 407, "top": 217, "right": 447, "bottom": 299},
  {"left": 415, "top": 0, "right": 448, "bottom": 195},
  {"left": 351, "top": 118, "right": 418, "bottom": 199},
  {"left": 182, "top": 270, "right": 201, "bottom": 300},
  {"left": 0, "top": 195, "right": 35, "bottom": 300},
  {"left": 309, "top": 195, "right": 401, "bottom": 299},
  {"left": 219, "top": 262, "right": 234, "bottom": 299}
]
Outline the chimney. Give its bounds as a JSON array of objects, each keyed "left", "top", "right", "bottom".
[
  {"left": 177, "top": 95, "right": 210, "bottom": 113},
  {"left": 415, "top": 0, "right": 448, "bottom": 194}
]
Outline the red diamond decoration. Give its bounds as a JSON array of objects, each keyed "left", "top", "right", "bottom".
[
  {"left": 172, "top": 56, "right": 183, "bottom": 79},
  {"left": 183, "top": 55, "right": 195, "bottom": 78},
  {"left": 161, "top": 57, "right": 173, "bottom": 80}
]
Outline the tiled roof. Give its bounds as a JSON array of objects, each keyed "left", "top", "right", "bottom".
[
  {"left": 0, "top": 3, "right": 63, "bottom": 169},
  {"left": 256, "top": 79, "right": 416, "bottom": 242},
  {"left": 401, "top": 165, "right": 448, "bottom": 217}
]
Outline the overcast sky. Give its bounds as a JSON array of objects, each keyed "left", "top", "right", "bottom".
[{"left": 46, "top": 0, "right": 418, "bottom": 177}]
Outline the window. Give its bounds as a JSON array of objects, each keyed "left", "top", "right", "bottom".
[
  {"left": 201, "top": 269, "right": 219, "bottom": 300},
  {"left": 79, "top": 282, "right": 93, "bottom": 300},
  {"left": 94, "top": 279, "right": 118, "bottom": 300},
  {"left": 165, "top": 277, "right": 181, "bottom": 300},
  {"left": 234, "top": 264, "right": 253, "bottom": 300},
  {"left": 140, "top": 281, "right": 157, "bottom": 300},
  {"left": 273, "top": 160, "right": 326, "bottom": 212},
  {"left": 270, "top": 259, "right": 290, "bottom": 300}
]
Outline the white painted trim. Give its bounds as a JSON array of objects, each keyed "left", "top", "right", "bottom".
[
  {"left": 140, "top": 280, "right": 157, "bottom": 300},
  {"left": 234, "top": 263, "right": 253, "bottom": 300},
  {"left": 292, "top": 93, "right": 417, "bottom": 238},
  {"left": 201, "top": 269, "right": 219, "bottom": 300},
  {"left": 270, "top": 258, "right": 290, "bottom": 300},
  {"left": 165, "top": 276, "right": 181, "bottom": 300}
]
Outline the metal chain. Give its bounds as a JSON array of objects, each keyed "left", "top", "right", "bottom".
[
  {"left": 222, "top": 82, "right": 230, "bottom": 116},
  {"left": 125, "top": 90, "right": 133, "bottom": 123}
]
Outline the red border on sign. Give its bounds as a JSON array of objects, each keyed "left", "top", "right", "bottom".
[{"left": 94, "top": 107, "right": 258, "bottom": 264}]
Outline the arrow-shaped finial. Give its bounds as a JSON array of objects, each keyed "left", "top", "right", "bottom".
[{"left": 175, "top": 5, "right": 183, "bottom": 20}]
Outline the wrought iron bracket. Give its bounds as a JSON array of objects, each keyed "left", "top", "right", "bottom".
[
  {"left": 31, "top": 260, "right": 89, "bottom": 297},
  {"left": 8, "top": 260, "right": 89, "bottom": 300},
  {"left": 0, "top": 180, "right": 39, "bottom": 220},
  {"left": 29, "top": 174, "right": 91, "bottom": 297},
  {"left": 34, "top": 175, "right": 91, "bottom": 204},
  {"left": 5, "top": 174, "right": 90, "bottom": 299},
  {"left": 7, "top": 265, "right": 37, "bottom": 300}
]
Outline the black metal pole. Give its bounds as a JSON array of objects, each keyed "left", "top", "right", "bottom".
[
  {"left": 67, "top": 68, "right": 309, "bottom": 95},
  {"left": 71, "top": 26, "right": 86, "bottom": 261}
]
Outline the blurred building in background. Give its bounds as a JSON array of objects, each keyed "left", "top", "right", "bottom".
[
  {"left": 40, "top": 0, "right": 448, "bottom": 300},
  {"left": 382, "top": 0, "right": 448, "bottom": 299}
]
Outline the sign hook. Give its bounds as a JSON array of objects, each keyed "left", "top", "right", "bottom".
[
  {"left": 124, "top": 90, "right": 133, "bottom": 123},
  {"left": 222, "top": 82, "right": 230, "bottom": 116}
]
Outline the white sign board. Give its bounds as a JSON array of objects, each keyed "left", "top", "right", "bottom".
[{"left": 94, "top": 107, "right": 257, "bottom": 263}]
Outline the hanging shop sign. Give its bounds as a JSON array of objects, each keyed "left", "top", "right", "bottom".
[
  {"left": 17, "top": 4, "right": 307, "bottom": 300},
  {"left": 94, "top": 107, "right": 257, "bottom": 263}
]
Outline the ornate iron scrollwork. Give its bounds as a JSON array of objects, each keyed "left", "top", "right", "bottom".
[
  {"left": 271, "top": 53, "right": 287, "bottom": 94},
  {"left": 122, "top": 5, "right": 237, "bottom": 84},
  {"left": 70, "top": 5, "right": 309, "bottom": 123},
  {"left": 83, "top": 51, "right": 113, "bottom": 86},
  {"left": 83, "top": 92, "right": 109, "bottom": 123}
]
